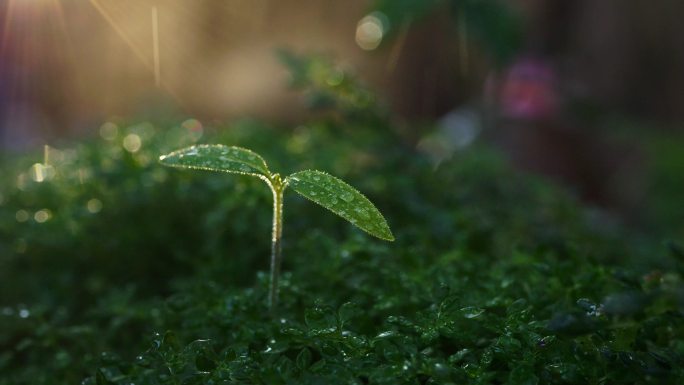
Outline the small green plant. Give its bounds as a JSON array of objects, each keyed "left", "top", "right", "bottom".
[{"left": 159, "top": 145, "right": 393, "bottom": 309}]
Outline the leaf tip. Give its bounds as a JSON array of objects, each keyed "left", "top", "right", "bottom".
[
  {"left": 378, "top": 228, "right": 395, "bottom": 242},
  {"left": 158, "top": 153, "right": 177, "bottom": 167}
]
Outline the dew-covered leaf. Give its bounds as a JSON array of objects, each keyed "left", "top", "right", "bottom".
[
  {"left": 286, "top": 170, "right": 394, "bottom": 241},
  {"left": 159, "top": 145, "right": 269, "bottom": 177}
]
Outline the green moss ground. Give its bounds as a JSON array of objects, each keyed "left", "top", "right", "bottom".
[{"left": 1, "top": 119, "right": 683, "bottom": 384}]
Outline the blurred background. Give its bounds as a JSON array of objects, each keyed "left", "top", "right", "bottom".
[{"left": 1, "top": 0, "right": 682, "bottom": 234}]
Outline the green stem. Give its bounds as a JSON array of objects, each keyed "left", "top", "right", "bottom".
[{"left": 268, "top": 174, "right": 284, "bottom": 311}]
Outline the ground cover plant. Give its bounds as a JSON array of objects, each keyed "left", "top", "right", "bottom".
[
  {"left": 2, "top": 118, "right": 684, "bottom": 384},
  {"left": 2, "top": 57, "right": 684, "bottom": 384}
]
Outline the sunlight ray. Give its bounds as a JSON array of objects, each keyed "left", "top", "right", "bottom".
[{"left": 87, "top": 0, "right": 152, "bottom": 69}]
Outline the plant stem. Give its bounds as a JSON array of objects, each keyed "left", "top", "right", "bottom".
[{"left": 268, "top": 174, "right": 284, "bottom": 311}]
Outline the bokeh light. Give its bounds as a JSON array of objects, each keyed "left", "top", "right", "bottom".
[
  {"left": 29, "top": 163, "right": 55, "bottom": 183},
  {"left": 181, "top": 119, "right": 203, "bottom": 141},
  {"left": 15, "top": 210, "right": 30, "bottom": 223},
  {"left": 87, "top": 198, "right": 103, "bottom": 213},
  {"left": 355, "top": 12, "right": 387, "bottom": 51},
  {"left": 34, "top": 209, "right": 51, "bottom": 223},
  {"left": 123, "top": 133, "right": 142, "bottom": 153},
  {"left": 100, "top": 122, "right": 119, "bottom": 141}
]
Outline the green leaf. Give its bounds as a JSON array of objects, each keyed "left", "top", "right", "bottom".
[
  {"left": 296, "top": 348, "right": 312, "bottom": 369},
  {"left": 286, "top": 170, "right": 394, "bottom": 241},
  {"left": 159, "top": 145, "right": 269, "bottom": 178}
]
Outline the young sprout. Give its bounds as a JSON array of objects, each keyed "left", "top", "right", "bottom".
[{"left": 159, "top": 145, "right": 394, "bottom": 310}]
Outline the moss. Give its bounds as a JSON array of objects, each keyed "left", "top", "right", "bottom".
[{"left": 1, "top": 120, "right": 683, "bottom": 384}]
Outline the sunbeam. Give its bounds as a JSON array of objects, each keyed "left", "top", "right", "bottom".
[{"left": 86, "top": 0, "right": 152, "bottom": 69}]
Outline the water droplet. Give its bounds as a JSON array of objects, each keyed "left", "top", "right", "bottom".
[
  {"left": 462, "top": 307, "right": 485, "bottom": 319},
  {"left": 355, "top": 208, "right": 370, "bottom": 219},
  {"left": 433, "top": 362, "right": 449, "bottom": 376},
  {"left": 340, "top": 192, "right": 354, "bottom": 203},
  {"left": 239, "top": 165, "right": 251, "bottom": 172},
  {"left": 376, "top": 331, "right": 395, "bottom": 338},
  {"left": 310, "top": 191, "right": 317, "bottom": 196},
  {"left": 313, "top": 175, "right": 321, "bottom": 181},
  {"left": 19, "top": 309, "right": 30, "bottom": 318}
]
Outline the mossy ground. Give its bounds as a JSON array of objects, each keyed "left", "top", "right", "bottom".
[{"left": 1, "top": 120, "right": 683, "bottom": 384}]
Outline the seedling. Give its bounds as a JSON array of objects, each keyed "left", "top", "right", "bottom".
[{"left": 159, "top": 145, "right": 393, "bottom": 309}]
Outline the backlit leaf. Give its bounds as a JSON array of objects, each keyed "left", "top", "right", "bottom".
[
  {"left": 159, "top": 145, "right": 269, "bottom": 177},
  {"left": 286, "top": 170, "right": 394, "bottom": 241}
]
